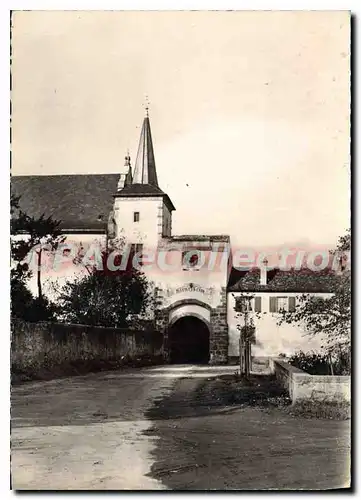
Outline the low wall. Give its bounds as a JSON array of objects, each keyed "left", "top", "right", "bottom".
[
  {"left": 11, "top": 319, "right": 164, "bottom": 380},
  {"left": 271, "top": 359, "right": 350, "bottom": 403}
]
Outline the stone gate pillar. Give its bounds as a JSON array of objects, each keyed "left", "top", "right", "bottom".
[
  {"left": 155, "top": 307, "right": 169, "bottom": 362},
  {"left": 209, "top": 287, "right": 228, "bottom": 364}
]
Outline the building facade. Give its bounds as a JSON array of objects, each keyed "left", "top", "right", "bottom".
[{"left": 12, "top": 113, "right": 340, "bottom": 364}]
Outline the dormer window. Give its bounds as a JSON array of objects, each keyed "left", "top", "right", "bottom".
[{"left": 134, "top": 212, "right": 140, "bottom": 222}]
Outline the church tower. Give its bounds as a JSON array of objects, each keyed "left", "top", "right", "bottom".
[{"left": 112, "top": 111, "right": 175, "bottom": 248}]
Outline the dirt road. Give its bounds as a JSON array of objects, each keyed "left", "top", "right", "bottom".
[
  {"left": 146, "top": 377, "right": 350, "bottom": 490},
  {"left": 11, "top": 366, "right": 350, "bottom": 490}
]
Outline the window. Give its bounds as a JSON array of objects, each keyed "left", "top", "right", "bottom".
[
  {"left": 254, "top": 296, "right": 262, "bottom": 312},
  {"left": 277, "top": 297, "right": 288, "bottom": 311},
  {"left": 235, "top": 297, "right": 253, "bottom": 313},
  {"left": 235, "top": 296, "right": 262, "bottom": 313},
  {"left": 269, "top": 296, "right": 296, "bottom": 313},
  {"left": 133, "top": 212, "right": 140, "bottom": 222},
  {"left": 182, "top": 250, "right": 201, "bottom": 271},
  {"left": 288, "top": 297, "right": 296, "bottom": 312}
]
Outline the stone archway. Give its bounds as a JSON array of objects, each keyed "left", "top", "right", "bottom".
[
  {"left": 168, "top": 315, "right": 210, "bottom": 364},
  {"left": 157, "top": 293, "right": 229, "bottom": 365}
]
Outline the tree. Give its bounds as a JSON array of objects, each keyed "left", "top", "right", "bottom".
[
  {"left": 233, "top": 293, "right": 259, "bottom": 378},
  {"left": 12, "top": 212, "right": 65, "bottom": 299},
  {"left": 11, "top": 278, "right": 58, "bottom": 323},
  {"left": 57, "top": 248, "right": 152, "bottom": 328},
  {"left": 11, "top": 194, "right": 64, "bottom": 321},
  {"left": 332, "top": 228, "right": 351, "bottom": 254},
  {"left": 279, "top": 230, "right": 351, "bottom": 374}
]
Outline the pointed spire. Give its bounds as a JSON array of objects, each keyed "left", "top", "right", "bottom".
[
  {"left": 133, "top": 110, "right": 159, "bottom": 187},
  {"left": 125, "top": 151, "right": 133, "bottom": 186}
]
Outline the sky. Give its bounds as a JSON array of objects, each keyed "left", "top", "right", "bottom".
[{"left": 11, "top": 10, "right": 350, "bottom": 248}]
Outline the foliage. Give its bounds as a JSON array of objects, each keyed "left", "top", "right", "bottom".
[
  {"left": 288, "top": 351, "right": 333, "bottom": 375},
  {"left": 278, "top": 230, "right": 351, "bottom": 374},
  {"left": 12, "top": 210, "right": 64, "bottom": 298},
  {"left": 233, "top": 292, "right": 261, "bottom": 377},
  {"left": 11, "top": 271, "right": 34, "bottom": 321},
  {"left": 280, "top": 272, "right": 350, "bottom": 352},
  {"left": 11, "top": 199, "right": 63, "bottom": 260},
  {"left": 10, "top": 268, "right": 59, "bottom": 323},
  {"left": 332, "top": 228, "right": 350, "bottom": 253},
  {"left": 286, "top": 400, "right": 350, "bottom": 420},
  {"left": 233, "top": 292, "right": 261, "bottom": 343},
  {"left": 240, "top": 324, "right": 256, "bottom": 344},
  {"left": 57, "top": 249, "right": 152, "bottom": 328},
  {"left": 10, "top": 194, "right": 62, "bottom": 321}
]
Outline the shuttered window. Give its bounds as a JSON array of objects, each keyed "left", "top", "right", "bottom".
[
  {"left": 288, "top": 296, "right": 296, "bottom": 312},
  {"left": 235, "top": 297, "right": 252, "bottom": 312},
  {"left": 269, "top": 296, "right": 296, "bottom": 312},
  {"left": 269, "top": 296, "right": 277, "bottom": 312},
  {"left": 255, "top": 296, "right": 262, "bottom": 312},
  {"left": 277, "top": 297, "right": 288, "bottom": 311}
]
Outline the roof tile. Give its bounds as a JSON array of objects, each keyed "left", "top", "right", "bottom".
[
  {"left": 227, "top": 267, "right": 340, "bottom": 293},
  {"left": 11, "top": 174, "right": 119, "bottom": 231}
]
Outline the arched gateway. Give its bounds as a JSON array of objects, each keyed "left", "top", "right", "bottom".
[
  {"left": 168, "top": 316, "right": 210, "bottom": 364},
  {"left": 167, "top": 300, "right": 211, "bottom": 364},
  {"left": 156, "top": 295, "right": 228, "bottom": 365}
]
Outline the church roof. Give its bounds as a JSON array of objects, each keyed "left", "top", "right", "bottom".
[
  {"left": 133, "top": 115, "right": 159, "bottom": 187},
  {"left": 170, "top": 235, "right": 230, "bottom": 242},
  {"left": 227, "top": 267, "right": 340, "bottom": 293},
  {"left": 11, "top": 173, "right": 119, "bottom": 232}
]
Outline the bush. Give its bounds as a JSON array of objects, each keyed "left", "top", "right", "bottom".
[
  {"left": 288, "top": 350, "right": 350, "bottom": 375},
  {"left": 289, "top": 351, "right": 333, "bottom": 375},
  {"left": 286, "top": 400, "right": 350, "bottom": 420}
]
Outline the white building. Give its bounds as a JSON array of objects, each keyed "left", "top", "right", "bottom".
[{"left": 12, "top": 113, "right": 340, "bottom": 364}]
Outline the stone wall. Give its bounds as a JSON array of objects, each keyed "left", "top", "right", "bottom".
[
  {"left": 155, "top": 308, "right": 170, "bottom": 362},
  {"left": 11, "top": 318, "right": 163, "bottom": 379},
  {"left": 209, "top": 287, "right": 228, "bottom": 364},
  {"left": 272, "top": 359, "right": 351, "bottom": 403}
]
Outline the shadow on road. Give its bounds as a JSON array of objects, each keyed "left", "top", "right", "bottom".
[
  {"left": 144, "top": 375, "right": 350, "bottom": 490},
  {"left": 146, "top": 374, "right": 290, "bottom": 421}
]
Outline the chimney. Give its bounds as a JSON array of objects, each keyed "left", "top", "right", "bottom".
[{"left": 260, "top": 257, "right": 268, "bottom": 285}]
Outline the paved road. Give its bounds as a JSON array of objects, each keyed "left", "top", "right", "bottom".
[{"left": 11, "top": 365, "right": 350, "bottom": 490}]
